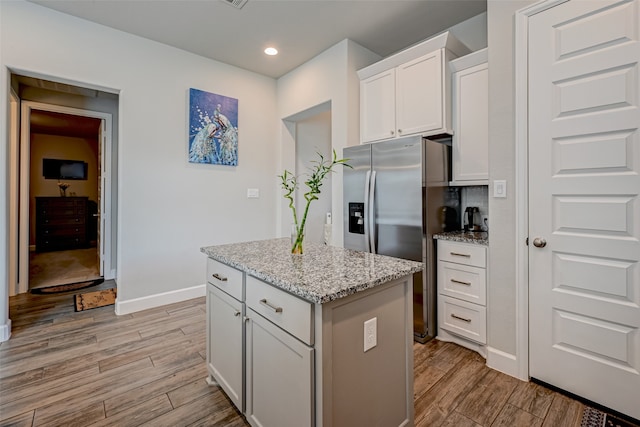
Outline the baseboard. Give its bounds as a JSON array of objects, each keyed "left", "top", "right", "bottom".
[
  {"left": 487, "top": 346, "right": 524, "bottom": 380},
  {"left": 0, "top": 319, "right": 12, "bottom": 342},
  {"left": 115, "top": 284, "right": 206, "bottom": 315}
]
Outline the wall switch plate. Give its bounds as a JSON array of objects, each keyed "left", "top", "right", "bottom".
[
  {"left": 493, "top": 180, "right": 507, "bottom": 198},
  {"left": 247, "top": 188, "right": 259, "bottom": 198},
  {"left": 364, "top": 317, "right": 377, "bottom": 352}
]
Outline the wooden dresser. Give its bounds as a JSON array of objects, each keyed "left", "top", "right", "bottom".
[{"left": 35, "top": 196, "right": 89, "bottom": 252}]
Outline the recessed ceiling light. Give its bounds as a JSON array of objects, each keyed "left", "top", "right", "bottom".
[{"left": 264, "top": 47, "right": 278, "bottom": 56}]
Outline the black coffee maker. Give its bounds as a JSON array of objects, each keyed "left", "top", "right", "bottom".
[{"left": 464, "top": 207, "right": 479, "bottom": 231}]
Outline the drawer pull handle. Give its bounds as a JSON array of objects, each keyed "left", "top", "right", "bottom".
[
  {"left": 451, "top": 313, "right": 472, "bottom": 323},
  {"left": 450, "top": 252, "right": 471, "bottom": 258},
  {"left": 259, "top": 298, "right": 283, "bottom": 313},
  {"left": 211, "top": 273, "right": 227, "bottom": 282},
  {"left": 234, "top": 311, "right": 241, "bottom": 317},
  {"left": 451, "top": 279, "right": 471, "bottom": 286}
]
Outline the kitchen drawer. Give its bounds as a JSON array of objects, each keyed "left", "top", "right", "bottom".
[
  {"left": 439, "top": 295, "right": 486, "bottom": 344},
  {"left": 438, "top": 261, "right": 486, "bottom": 305},
  {"left": 207, "top": 258, "right": 244, "bottom": 301},
  {"left": 246, "top": 275, "right": 313, "bottom": 346},
  {"left": 438, "top": 240, "right": 486, "bottom": 268}
]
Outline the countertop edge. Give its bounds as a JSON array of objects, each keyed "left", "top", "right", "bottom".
[{"left": 433, "top": 231, "right": 489, "bottom": 246}]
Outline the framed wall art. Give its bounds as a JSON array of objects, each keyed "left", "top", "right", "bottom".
[{"left": 188, "top": 88, "right": 238, "bottom": 166}]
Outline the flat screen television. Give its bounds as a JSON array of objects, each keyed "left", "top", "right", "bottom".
[{"left": 43, "top": 158, "right": 88, "bottom": 180}]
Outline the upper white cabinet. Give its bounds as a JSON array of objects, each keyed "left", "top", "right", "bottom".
[
  {"left": 359, "top": 32, "right": 470, "bottom": 143},
  {"left": 450, "top": 48, "right": 489, "bottom": 185}
]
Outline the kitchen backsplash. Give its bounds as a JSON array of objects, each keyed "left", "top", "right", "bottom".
[{"left": 460, "top": 185, "right": 489, "bottom": 231}]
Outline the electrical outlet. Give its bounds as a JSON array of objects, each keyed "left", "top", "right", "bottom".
[{"left": 364, "top": 317, "right": 377, "bottom": 352}]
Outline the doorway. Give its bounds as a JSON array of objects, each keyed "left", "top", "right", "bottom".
[
  {"left": 27, "top": 109, "right": 102, "bottom": 290},
  {"left": 9, "top": 73, "right": 118, "bottom": 297}
]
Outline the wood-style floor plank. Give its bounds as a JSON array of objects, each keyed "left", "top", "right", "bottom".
[{"left": 1, "top": 288, "right": 590, "bottom": 427}]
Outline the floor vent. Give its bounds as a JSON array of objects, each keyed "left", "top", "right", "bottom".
[{"left": 220, "top": 0, "right": 248, "bottom": 9}]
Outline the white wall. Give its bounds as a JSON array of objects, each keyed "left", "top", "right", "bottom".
[
  {"left": 486, "top": 0, "right": 535, "bottom": 366},
  {"left": 276, "top": 40, "right": 380, "bottom": 246},
  {"left": 0, "top": 0, "right": 278, "bottom": 323}
]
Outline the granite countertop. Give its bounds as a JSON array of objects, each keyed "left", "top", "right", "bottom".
[
  {"left": 201, "top": 238, "right": 423, "bottom": 304},
  {"left": 433, "top": 230, "right": 489, "bottom": 246}
]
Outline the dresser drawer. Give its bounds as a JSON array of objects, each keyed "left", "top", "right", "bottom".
[
  {"left": 438, "top": 240, "right": 486, "bottom": 268},
  {"left": 207, "top": 258, "right": 244, "bottom": 301},
  {"left": 246, "top": 275, "right": 313, "bottom": 346},
  {"left": 439, "top": 296, "right": 486, "bottom": 344},
  {"left": 438, "top": 261, "right": 486, "bottom": 305}
]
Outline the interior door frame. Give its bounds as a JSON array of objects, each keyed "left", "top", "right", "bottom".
[
  {"left": 514, "top": 0, "right": 569, "bottom": 380},
  {"left": 17, "top": 101, "right": 114, "bottom": 294}
]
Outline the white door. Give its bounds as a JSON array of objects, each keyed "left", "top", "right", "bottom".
[{"left": 528, "top": 0, "right": 640, "bottom": 420}]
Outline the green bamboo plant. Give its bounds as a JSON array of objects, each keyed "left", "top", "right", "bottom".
[{"left": 279, "top": 150, "right": 351, "bottom": 254}]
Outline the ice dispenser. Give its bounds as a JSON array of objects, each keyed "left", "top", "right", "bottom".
[{"left": 348, "top": 203, "right": 365, "bottom": 234}]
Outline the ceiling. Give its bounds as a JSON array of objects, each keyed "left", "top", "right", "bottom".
[
  {"left": 30, "top": 109, "right": 102, "bottom": 139},
  {"left": 27, "top": 0, "right": 487, "bottom": 79}
]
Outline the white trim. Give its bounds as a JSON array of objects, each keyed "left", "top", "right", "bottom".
[
  {"left": 17, "top": 101, "right": 115, "bottom": 293},
  {"left": 0, "top": 319, "right": 12, "bottom": 342},
  {"left": 486, "top": 347, "right": 520, "bottom": 379},
  {"left": 514, "top": 0, "right": 570, "bottom": 382},
  {"left": 436, "top": 330, "right": 487, "bottom": 359},
  {"left": 115, "top": 284, "right": 206, "bottom": 315}
]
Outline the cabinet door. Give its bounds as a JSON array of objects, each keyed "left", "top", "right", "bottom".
[
  {"left": 452, "top": 62, "right": 489, "bottom": 183},
  {"left": 360, "top": 68, "right": 396, "bottom": 143},
  {"left": 245, "top": 309, "right": 314, "bottom": 427},
  {"left": 207, "top": 284, "right": 244, "bottom": 411},
  {"left": 396, "top": 49, "right": 444, "bottom": 137}
]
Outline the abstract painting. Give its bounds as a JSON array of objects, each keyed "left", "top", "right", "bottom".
[{"left": 188, "top": 88, "right": 238, "bottom": 166}]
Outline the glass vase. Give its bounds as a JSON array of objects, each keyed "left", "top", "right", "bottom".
[{"left": 291, "top": 223, "right": 304, "bottom": 254}]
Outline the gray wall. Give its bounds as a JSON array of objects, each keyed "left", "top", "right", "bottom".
[{"left": 487, "top": 0, "right": 535, "bottom": 356}]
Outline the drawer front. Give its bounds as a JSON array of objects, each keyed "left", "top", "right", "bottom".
[
  {"left": 438, "top": 262, "right": 486, "bottom": 305},
  {"left": 246, "top": 275, "right": 313, "bottom": 346},
  {"left": 206, "top": 258, "right": 244, "bottom": 301},
  {"left": 39, "top": 225, "right": 86, "bottom": 238},
  {"left": 439, "top": 295, "right": 486, "bottom": 344},
  {"left": 438, "top": 240, "right": 486, "bottom": 268}
]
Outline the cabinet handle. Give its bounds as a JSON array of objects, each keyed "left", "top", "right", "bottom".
[
  {"left": 451, "top": 313, "right": 472, "bottom": 323},
  {"left": 259, "top": 298, "right": 283, "bottom": 313},
  {"left": 211, "top": 273, "right": 227, "bottom": 282},
  {"left": 234, "top": 310, "right": 241, "bottom": 317},
  {"left": 451, "top": 279, "right": 471, "bottom": 286},
  {"left": 390, "top": 130, "right": 395, "bottom": 135},
  {"left": 398, "top": 129, "right": 402, "bottom": 134},
  {"left": 450, "top": 252, "right": 471, "bottom": 258}
]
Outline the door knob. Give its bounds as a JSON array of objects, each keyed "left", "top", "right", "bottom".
[{"left": 533, "top": 237, "right": 547, "bottom": 248}]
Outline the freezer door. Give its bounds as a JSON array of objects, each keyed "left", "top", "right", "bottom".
[
  {"left": 343, "top": 145, "right": 371, "bottom": 252},
  {"left": 371, "top": 137, "right": 423, "bottom": 262}
]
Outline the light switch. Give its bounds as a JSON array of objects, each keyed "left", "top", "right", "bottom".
[
  {"left": 364, "top": 317, "right": 377, "bottom": 352},
  {"left": 247, "top": 188, "right": 259, "bottom": 198},
  {"left": 493, "top": 180, "right": 507, "bottom": 198}
]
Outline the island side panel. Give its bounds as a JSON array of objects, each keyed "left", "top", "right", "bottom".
[{"left": 319, "top": 275, "right": 414, "bottom": 427}]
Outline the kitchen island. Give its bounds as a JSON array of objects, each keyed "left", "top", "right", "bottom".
[{"left": 201, "top": 238, "right": 422, "bottom": 427}]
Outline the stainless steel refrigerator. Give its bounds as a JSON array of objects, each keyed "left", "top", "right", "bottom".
[{"left": 343, "top": 135, "right": 451, "bottom": 343}]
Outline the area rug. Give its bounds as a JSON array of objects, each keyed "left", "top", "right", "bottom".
[
  {"left": 74, "top": 288, "right": 117, "bottom": 312},
  {"left": 30, "top": 278, "right": 104, "bottom": 294},
  {"left": 581, "top": 407, "right": 640, "bottom": 427},
  {"left": 29, "top": 248, "right": 100, "bottom": 289}
]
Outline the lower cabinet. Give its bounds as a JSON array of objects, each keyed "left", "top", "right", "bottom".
[
  {"left": 245, "top": 308, "right": 314, "bottom": 427},
  {"left": 436, "top": 239, "right": 488, "bottom": 356},
  {"left": 206, "top": 284, "right": 244, "bottom": 411}
]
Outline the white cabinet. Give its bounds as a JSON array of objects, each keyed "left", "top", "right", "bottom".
[
  {"left": 206, "top": 284, "right": 244, "bottom": 411},
  {"left": 206, "top": 258, "right": 245, "bottom": 411},
  {"left": 359, "top": 32, "right": 469, "bottom": 143},
  {"left": 437, "top": 239, "right": 488, "bottom": 355},
  {"left": 245, "top": 308, "right": 314, "bottom": 427},
  {"left": 450, "top": 49, "right": 489, "bottom": 185}
]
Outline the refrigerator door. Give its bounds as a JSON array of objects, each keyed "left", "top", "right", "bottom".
[
  {"left": 343, "top": 145, "right": 371, "bottom": 252},
  {"left": 371, "top": 137, "right": 423, "bottom": 262}
]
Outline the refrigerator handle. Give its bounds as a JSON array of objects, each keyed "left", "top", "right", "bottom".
[
  {"left": 369, "top": 170, "right": 377, "bottom": 254},
  {"left": 363, "top": 170, "right": 371, "bottom": 253}
]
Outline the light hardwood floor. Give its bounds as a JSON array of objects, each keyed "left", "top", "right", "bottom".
[{"left": 1, "top": 289, "right": 586, "bottom": 427}]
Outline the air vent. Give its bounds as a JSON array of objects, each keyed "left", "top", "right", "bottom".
[{"left": 220, "top": 0, "right": 248, "bottom": 9}]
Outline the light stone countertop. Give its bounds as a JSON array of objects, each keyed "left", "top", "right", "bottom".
[
  {"left": 201, "top": 238, "right": 423, "bottom": 304},
  {"left": 433, "top": 230, "right": 489, "bottom": 246}
]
